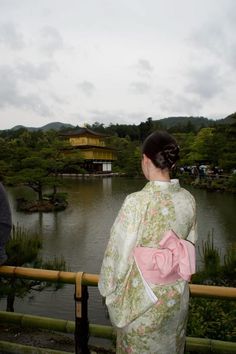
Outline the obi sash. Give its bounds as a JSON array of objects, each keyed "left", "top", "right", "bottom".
[{"left": 133, "top": 230, "right": 196, "bottom": 285}]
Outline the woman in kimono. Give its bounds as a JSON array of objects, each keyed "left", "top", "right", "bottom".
[{"left": 98, "top": 131, "right": 197, "bottom": 354}]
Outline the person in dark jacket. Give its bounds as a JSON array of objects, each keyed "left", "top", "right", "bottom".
[{"left": 0, "top": 182, "right": 12, "bottom": 265}]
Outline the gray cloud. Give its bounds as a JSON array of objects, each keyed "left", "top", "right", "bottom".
[
  {"left": 226, "top": 42, "right": 236, "bottom": 69},
  {"left": 126, "top": 111, "right": 150, "bottom": 124},
  {"left": 89, "top": 109, "right": 127, "bottom": 125},
  {"left": 16, "top": 61, "right": 56, "bottom": 82},
  {"left": 129, "top": 59, "right": 153, "bottom": 96},
  {"left": 190, "top": 23, "right": 224, "bottom": 57},
  {"left": 0, "top": 65, "right": 19, "bottom": 107},
  {"left": 134, "top": 59, "right": 154, "bottom": 80},
  {"left": 77, "top": 81, "right": 95, "bottom": 96},
  {"left": 50, "top": 92, "right": 66, "bottom": 104},
  {"left": 160, "top": 92, "right": 203, "bottom": 115},
  {"left": 21, "top": 94, "right": 52, "bottom": 116},
  {"left": 0, "top": 65, "right": 52, "bottom": 116},
  {"left": 137, "top": 59, "right": 154, "bottom": 74},
  {"left": 191, "top": 25, "right": 236, "bottom": 70},
  {"left": 189, "top": 5, "right": 236, "bottom": 70},
  {"left": 153, "top": 86, "right": 203, "bottom": 115},
  {"left": 0, "top": 1, "right": 235, "bottom": 128},
  {"left": 88, "top": 109, "right": 148, "bottom": 126},
  {"left": 227, "top": 0, "right": 236, "bottom": 25},
  {"left": 40, "top": 26, "right": 64, "bottom": 56},
  {"left": 130, "top": 81, "right": 151, "bottom": 94},
  {"left": 0, "top": 22, "right": 25, "bottom": 49},
  {"left": 185, "top": 66, "right": 222, "bottom": 99}
]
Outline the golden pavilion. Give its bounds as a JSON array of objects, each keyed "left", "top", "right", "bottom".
[{"left": 60, "top": 128, "right": 117, "bottom": 173}]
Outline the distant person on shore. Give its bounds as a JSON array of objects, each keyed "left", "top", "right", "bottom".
[
  {"left": 99, "top": 130, "right": 197, "bottom": 354},
  {"left": 0, "top": 182, "right": 12, "bottom": 265}
]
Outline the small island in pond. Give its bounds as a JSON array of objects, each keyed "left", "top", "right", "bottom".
[{"left": 16, "top": 195, "right": 68, "bottom": 213}]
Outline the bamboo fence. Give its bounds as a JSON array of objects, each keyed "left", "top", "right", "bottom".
[
  {"left": 0, "top": 265, "right": 236, "bottom": 353},
  {"left": 0, "top": 265, "right": 235, "bottom": 299}
]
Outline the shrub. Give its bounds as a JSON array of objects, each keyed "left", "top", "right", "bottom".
[
  {"left": 1, "top": 224, "right": 68, "bottom": 311},
  {"left": 198, "top": 229, "right": 221, "bottom": 277},
  {"left": 188, "top": 231, "right": 236, "bottom": 342}
]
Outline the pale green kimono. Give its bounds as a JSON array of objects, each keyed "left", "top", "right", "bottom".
[{"left": 98, "top": 180, "right": 197, "bottom": 354}]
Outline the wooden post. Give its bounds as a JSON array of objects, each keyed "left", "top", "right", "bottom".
[{"left": 74, "top": 272, "right": 90, "bottom": 354}]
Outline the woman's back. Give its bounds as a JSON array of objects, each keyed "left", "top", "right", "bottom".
[{"left": 127, "top": 179, "right": 197, "bottom": 248}]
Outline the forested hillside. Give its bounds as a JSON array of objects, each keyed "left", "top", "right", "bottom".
[
  {"left": 0, "top": 113, "right": 235, "bottom": 180},
  {"left": 5, "top": 113, "right": 235, "bottom": 135}
]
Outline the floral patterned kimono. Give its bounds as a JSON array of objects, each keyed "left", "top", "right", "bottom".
[{"left": 98, "top": 180, "right": 197, "bottom": 354}]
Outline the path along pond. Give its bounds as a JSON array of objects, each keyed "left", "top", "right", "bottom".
[{"left": 1, "top": 176, "right": 236, "bottom": 326}]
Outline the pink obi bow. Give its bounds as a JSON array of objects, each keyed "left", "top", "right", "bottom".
[{"left": 133, "top": 230, "right": 196, "bottom": 284}]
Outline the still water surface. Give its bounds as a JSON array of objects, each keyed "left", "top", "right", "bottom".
[{"left": 1, "top": 177, "right": 236, "bottom": 325}]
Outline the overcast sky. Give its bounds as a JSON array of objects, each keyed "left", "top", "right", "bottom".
[{"left": 0, "top": 0, "right": 235, "bottom": 129}]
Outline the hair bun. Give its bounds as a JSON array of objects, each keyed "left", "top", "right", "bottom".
[
  {"left": 142, "top": 130, "right": 180, "bottom": 170},
  {"left": 155, "top": 143, "right": 179, "bottom": 169}
]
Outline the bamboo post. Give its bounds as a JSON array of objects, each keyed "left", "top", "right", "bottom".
[{"left": 74, "top": 272, "right": 90, "bottom": 354}]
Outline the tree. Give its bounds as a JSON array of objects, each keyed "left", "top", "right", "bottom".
[
  {"left": 188, "top": 128, "right": 219, "bottom": 165},
  {"left": 125, "top": 146, "right": 142, "bottom": 177},
  {"left": 109, "top": 136, "right": 142, "bottom": 176},
  {"left": 139, "top": 117, "right": 154, "bottom": 142},
  {"left": 173, "top": 132, "right": 197, "bottom": 166},
  {"left": 86, "top": 121, "right": 105, "bottom": 133},
  {"left": 3, "top": 131, "right": 84, "bottom": 204},
  {"left": 217, "top": 119, "right": 236, "bottom": 171}
]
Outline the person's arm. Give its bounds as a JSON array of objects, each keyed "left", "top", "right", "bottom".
[
  {"left": 186, "top": 199, "right": 197, "bottom": 244},
  {"left": 0, "top": 184, "right": 12, "bottom": 265},
  {"left": 0, "top": 223, "right": 12, "bottom": 265},
  {"left": 98, "top": 194, "right": 140, "bottom": 297}
]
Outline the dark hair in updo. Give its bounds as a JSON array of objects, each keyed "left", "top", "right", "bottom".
[{"left": 142, "top": 131, "right": 179, "bottom": 170}]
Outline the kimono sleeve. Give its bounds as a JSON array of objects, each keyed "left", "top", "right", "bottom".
[
  {"left": 98, "top": 194, "right": 140, "bottom": 298},
  {"left": 187, "top": 221, "right": 198, "bottom": 244},
  {"left": 187, "top": 198, "right": 198, "bottom": 244}
]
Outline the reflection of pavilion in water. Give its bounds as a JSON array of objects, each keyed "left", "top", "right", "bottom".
[
  {"left": 102, "top": 177, "right": 112, "bottom": 194},
  {"left": 60, "top": 128, "right": 117, "bottom": 173}
]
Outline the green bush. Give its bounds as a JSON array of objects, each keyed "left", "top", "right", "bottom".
[
  {"left": 198, "top": 229, "right": 221, "bottom": 277},
  {"left": 222, "top": 248, "right": 236, "bottom": 285},
  {"left": 6, "top": 224, "right": 42, "bottom": 266},
  {"left": 188, "top": 232, "right": 236, "bottom": 342},
  {"left": 227, "top": 174, "right": 236, "bottom": 189},
  {"left": 187, "top": 298, "right": 236, "bottom": 341},
  {"left": 1, "top": 224, "right": 68, "bottom": 311}
]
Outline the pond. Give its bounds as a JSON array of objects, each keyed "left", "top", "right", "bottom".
[{"left": 1, "top": 176, "right": 235, "bottom": 326}]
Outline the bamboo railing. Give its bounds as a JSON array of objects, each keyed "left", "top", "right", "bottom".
[
  {"left": 0, "top": 265, "right": 235, "bottom": 299},
  {"left": 0, "top": 265, "right": 236, "bottom": 353},
  {"left": 0, "top": 311, "right": 114, "bottom": 339},
  {"left": 0, "top": 265, "right": 99, "bottom": 286},
  {"left": 0, "top": 341, "right": 72, "bottom": 354},
  {"left": 1, "top": 311, "right": 236, "bottom": 353}
]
